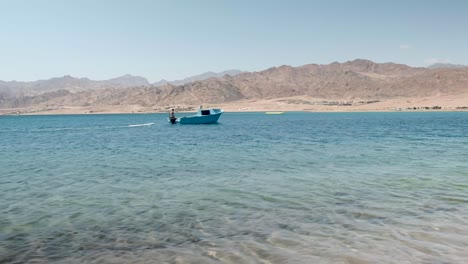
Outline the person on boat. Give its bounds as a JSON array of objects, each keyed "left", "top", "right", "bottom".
[{"left": 169, "top": 109, "right": 177, "bottom": 124}]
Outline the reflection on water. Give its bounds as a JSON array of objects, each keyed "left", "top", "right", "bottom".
[{"left": 1, "top": 112, "right": 468, "bottom": 263}]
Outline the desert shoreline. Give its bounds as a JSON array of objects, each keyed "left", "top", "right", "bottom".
[
  {"left": 2, "top": 94, "right": 468, "bottom": 116},
  {"left": 2, "top": 106, "right": 468, "bottom": 116}
]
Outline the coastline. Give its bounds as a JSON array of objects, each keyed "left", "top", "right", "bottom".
[{"left": 2, "top": 94, "right": 468, "bottom": 116}]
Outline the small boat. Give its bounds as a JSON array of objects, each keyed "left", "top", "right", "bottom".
[
  {"left": 265, "top": 111, "right": 284, "bottom": 115},
  {"left": 169, "top": 108, "right": 224, "bottom": 124}
]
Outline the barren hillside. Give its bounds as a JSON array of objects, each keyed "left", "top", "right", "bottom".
[{"left": 1, "top": 59, "right": 467, "bottom": 110}]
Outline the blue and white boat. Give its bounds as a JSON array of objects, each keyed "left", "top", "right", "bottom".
[{"left": 169, "top": 108, "right": 224, "bottom": 124}]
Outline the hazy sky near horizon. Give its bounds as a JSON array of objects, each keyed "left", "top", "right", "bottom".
[{"left": 1, "top": 0, "right": 467, "bottom": 82}]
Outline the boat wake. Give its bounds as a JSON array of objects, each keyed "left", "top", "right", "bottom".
[{"left": 128, "top": 122, "right": 154, "bottom": 127}]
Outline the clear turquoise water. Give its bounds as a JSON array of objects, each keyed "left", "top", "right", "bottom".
[{"left": 1, "top": 112, "right": 468, "bottom": 263}]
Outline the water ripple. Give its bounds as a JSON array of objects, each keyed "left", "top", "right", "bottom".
[{"left": 1, "top": 112, "right": 468, "bottom": 263}]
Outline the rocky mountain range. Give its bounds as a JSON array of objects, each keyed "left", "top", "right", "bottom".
[
  {"left": 1, "top": 59, "right": 468, "bottom": 109},
  {"left": 0, "top": 74, "right": 151, "bottom": 97},
  {"left": 0, "top": 70, "right": 242, "bottom": 98},
  {"left": 427, "top": 63, "right": 467, "bottom": 69},
  {"left": 152, "top": 70, "right": 243, "bottom": 86}
]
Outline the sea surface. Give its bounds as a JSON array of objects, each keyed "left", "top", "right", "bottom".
[{"left": 1, "top": 112, "right": 467, "bottom": 264}]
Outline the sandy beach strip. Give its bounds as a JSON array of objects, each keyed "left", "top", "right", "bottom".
[{"left": 2, "top": 94, "right": 468, "bottom": 115}]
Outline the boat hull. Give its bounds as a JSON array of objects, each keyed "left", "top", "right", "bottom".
[{"left": 178, "top": 112, "right": 222, "bottom": 124}]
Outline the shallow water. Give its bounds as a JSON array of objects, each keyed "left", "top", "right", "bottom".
[{"left": 1, "top": 112, "right": 468, "bottom": 263}]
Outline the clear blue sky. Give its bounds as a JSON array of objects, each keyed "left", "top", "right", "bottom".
[{"left": 1, "top": 0, "right": 467, "bottom": 82}]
